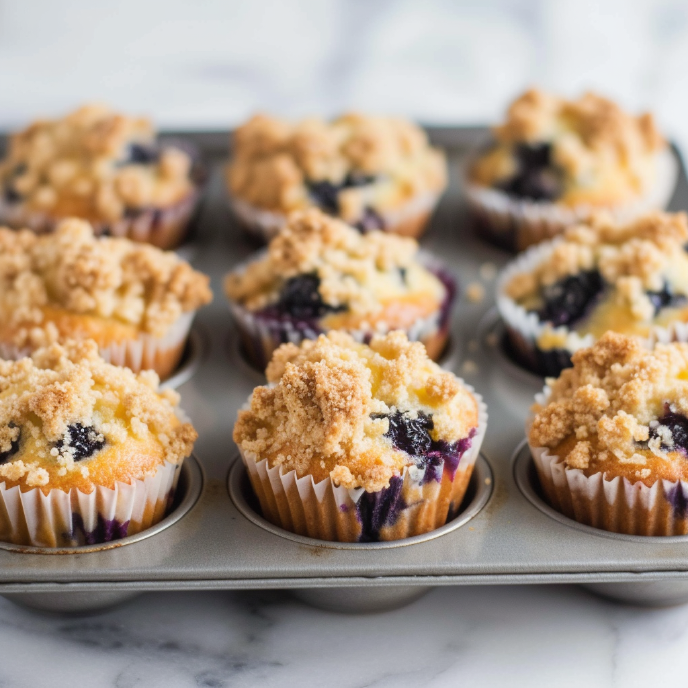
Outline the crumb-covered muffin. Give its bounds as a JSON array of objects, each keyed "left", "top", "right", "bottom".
[
  {"left": 0, "top": 104, "right": 204, "bottom": 249},
  {"left": 529, "top": 331, "right": 688, "bottom": 535},
  {"left": 0, "top": 340, "right": 196, "bottom": 546},
  {"left": 225, "top": 209, "right": 455, "bottom": 369},
  {"left": 465, "top": 89, "right": 676, "bottom": 251},
  {"left": 0, "top": 218, "right": 212, "bottom": 379},
  {"left": 234, "top": 331, "right": 486, "bottom": 542},
  {"left": 498, "top": 212, "right": 688, "bottom": 377},
  {"left": 227, "top": 112, "right": 447, "bottom": 241}
]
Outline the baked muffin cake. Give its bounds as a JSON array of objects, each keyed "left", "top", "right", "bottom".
[
  {"left": 225, "top": 209, "right": 455, "bottom": 370},
  {"left": 0, "top": 218, "right": 212, "bottom": 379},
  {"left": 498, "top": 212, "right": 688, "bottom": 376},
  {"left": 0, "top": 340, "right": 196, "bottom": 546},
  {"left": 529, "top": 331, "right": 688, "bottom": 535},
  {"left": 227, "top": 112, "right": 447, "bottom": 241},
  {"left": 0, "top": 104, "right": 204, "bottom": 249},
  {"left": 234, "top": 331, "right": 486, "bottom": 542},
  {"left": 465, "top": 89, "right": 676, "bottom": 251}
]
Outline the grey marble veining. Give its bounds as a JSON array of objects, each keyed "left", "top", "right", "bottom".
[{"left": 0, "top": 586, "right": 687, "bottom": 687}]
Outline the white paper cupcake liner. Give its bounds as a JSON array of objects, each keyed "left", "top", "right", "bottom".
[
  {"left": 0, "top": 459, "right": 184, "bottom": 547},
  {"left": 496, "top": 239, "right": 688, "bottom": 377},
  {"left": 527, "top": 387, "right": 688, "bottom": 536},
  {"left": 227, "top": 250, "right": 456, "bottom": 370},
  {"left": 463, "top": 148, "right": 678, "bottom": 252},
  {"left": 0, "top": 310, "right": 195, "bottom": 380},
  {"left": 228, "top": 190, "right": 442, "bottom": 244},
  {"left": 239, "top": 386, "right": 487, "bottom": 542}
]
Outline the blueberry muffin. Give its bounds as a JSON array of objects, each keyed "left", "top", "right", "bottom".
[
  {"left": 529, "top": 331, "right": 688, "bottom": 535},
  {"left": 233, "top": 331, "right": 486, "bottom": 542},
  {"left": 227, "top": 112, "right": 447, "bottom": 241},
  {"left": 0, "top": 104, "right": 204, "bottom": 249},
  {"left": 0, "top": 218, "right": 212, "bottom": 379},
  {"left": 465, "top": 89, "right": 676, "bottom": 251},
  {"left": 0, "top": 340, "right": 196, "bottom": 546},
  {"left": 225, "top": 209, "right": 455, "bottom": 370},
  {"left": 498, "top": 212, "right": 688, "bottom": 376}
]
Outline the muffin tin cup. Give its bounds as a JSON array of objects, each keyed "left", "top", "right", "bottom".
[
  {"left": 237, "top": 386, "right": 487, "bottom": 543},
  {"left": 226, "top": 250, "right": 456, "bottom": 370},
  {"left": 0, "top": 458, "right": 186, "bottom": 548},
  {"left": 228, "top": 190, "right": 443, "bottom": 244},
  {"left": 462, "top": 147, "right": 678, "bottom": 252},
  {"left": 527, "top": 387, "right": 688, "bottom": 537},
  {"left": 0, "top": 310, "right": 196, "bottom": 381}
]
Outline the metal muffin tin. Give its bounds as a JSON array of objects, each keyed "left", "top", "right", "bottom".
[{"left": 2, "top": 128, "right": 688, "bottom": 614}]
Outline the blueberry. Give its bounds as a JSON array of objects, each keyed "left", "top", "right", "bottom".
[
  {"left": 57, "top": 423, "right": 105, "bottom": 461},
  {"left": 123, "top": 143, "right": 159, "bottom": 165},
  {"left": 0, "top": 424, "right": 20, "bottom": 464},
  {"left": 307, "top": 173, "right": 379, "bottom": 214},
  {"left": 4, "top": 186, "right": 22, "bottom": 204},
  {"left": 374, "top": 410, "right": 434, "bottom": 457},
  {"left": 274, "top": 273, "right": 345, "bottom": 320},
  {"left": 306, "top": 180, "right": 340, "bottom": 214},
  {"left": 650, "top": 410, "right": 688, "bottom": 455},
  {"left": 355, "top": 207, "right": 385, "bottom": 233},
  {"left": 646, "top": 282, "right": 687, "bottom": 314},
  {"left": 497, "top": 142, "right": 564, "bottom": 202},
  {"left": 535, "top": 270, "right": 603, "bottom": 328}
]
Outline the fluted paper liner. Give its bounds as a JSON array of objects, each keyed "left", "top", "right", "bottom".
[
  {"left": 463, "top": 148, "right": 677, "bottom": 252},
  {"left": 0, "top": 310, "right": 195, "bottom": 380},
  {"left": 528, "top": 387, "right": 688, "bottom": 536},
  {"left": 228, "top": 250, "right": 455, "bottom": 370},
  {"left": 497, "top": 238, "right": 688, "bottom": 377},
  {"left": 0, "top": 459, "right": 184, "bottom": 547},
  {"left": 229, "top": 190, "right": 442, "bottom": 243},
  {"left": 238, "top": 387, "right": 487, "bottom": 543},
  {"left": 0, "top": 189, "right": 201, "bottom": 251}
]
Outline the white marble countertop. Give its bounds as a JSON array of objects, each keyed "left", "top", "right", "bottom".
[{"left": 1, "top": 585, "right": 687, "bottom": 687}]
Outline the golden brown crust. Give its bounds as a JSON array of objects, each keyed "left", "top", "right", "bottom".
[
  {"left": 227, "top": 112, "right": 446, "bottom": 218},
  {"left": 0, "top": 218, "right": 212, "bottom": 343},
  {"left": 471, "top": 89, "right": 666, "bottom": 207},
  {"left": 234, "top": 331, "right": 479, "bottom": 492},
  {"left": 0, "top": 104, "right": 196, "bottom": 224},
  {"left": 0, "top": 340, "right": 196, "bottom": 492},
  {"left": 529, "top": 332, "right": 688, "bottom": 484},
  {"left": 224, "top": 209, "right": 444, "bottom": 319}
]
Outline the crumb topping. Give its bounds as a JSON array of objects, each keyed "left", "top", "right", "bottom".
[
  {"left": 530, "top": 332, "right": 688, "bottom": 481},
  {"left": 471, "top": 89, "right": 665, "bottom": 206},
  {"left": 0, "top": 340, "right": 196, "bottom": 491},
  {"left": 224, "top": 209, "right": 445, "bottom": 318},
  {"left": 233, "top": 331, "right": 478, "bottom": 491},
  {"left": 0, "top": 218, "right": 212, "bottom": 343},
  {"left": 0, "top": 104, "right": 196, "bottom": 223},
  {"left": 227, "top": 113, "right": 446, "bottom": 218}
]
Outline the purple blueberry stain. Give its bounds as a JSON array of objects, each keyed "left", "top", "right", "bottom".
[
  {"left": 646, "top": 282, "right": 688, "bottom": 315},
  {"left": 355, "top": 207, "right": 386, "bottom": 233},
  {"left": 70, "top": 513, "right": 130, "bottom": 546},
  {"left": 356, "top": 475, "right": 406, "bottom": 543},
  {"left": 533, "top": 270, "right": 604, "bottom": 328}
]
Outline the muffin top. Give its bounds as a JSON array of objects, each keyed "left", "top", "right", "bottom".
[
  {"left": 0, "top": 218, "right": 212, "bottom": 349},
  {"left": 227, "top": 113, "right": 446, "bottom": 226},
  {"left": 504, "top": 212, "right": 688, "bottom": 343},
  {"left": 530, "top": 332, "right": 688, "bottom": 484},
  {"left": 0, "top": 340, "right": 196, "bottom": 493},
  {"left": 233, "top": 331, "right": 479, "bottom": 492},
  {"left": 470, "top": 89, "right": 665, "bottom": 206},
  {"left": 225, "top": 209, "right": 447, "bottom": 331},
  {"left": 0, "top": 104, "right": 197, "bottom": 224}
]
